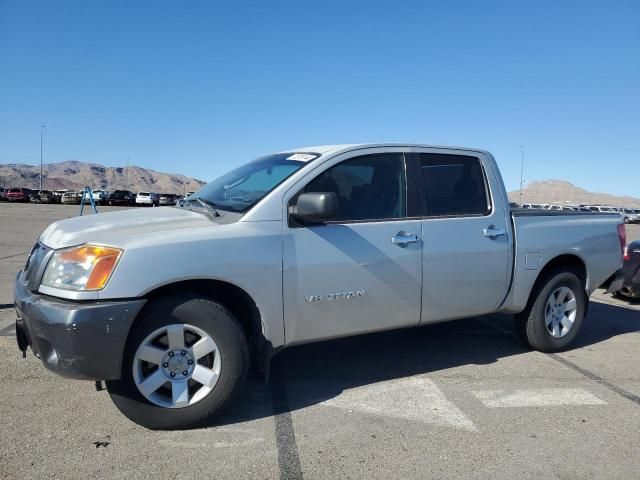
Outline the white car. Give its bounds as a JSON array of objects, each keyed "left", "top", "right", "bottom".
[
  {"left": 91, "top": 190, "right": 109, "bottom": 205},
  {"left": 620, "top": 208, "right": 640, "bottom": 224},
  {"left": 53, "top": 190, "right": 71, "bottom": 203},
  {"left": 136, "top": 192, "right": 158, "bottom": 206},
  {"left": 587, "top": 206, "right": 618, "bottom": 213},
  {"left": 80, "top": 189, "right": 106, "bottom": 205},
  {"left": 520, "top": 203, "right": 545, "bottom": 210},
  {"left": 61, "top": 192, "right": 79, "bottom": 205}
]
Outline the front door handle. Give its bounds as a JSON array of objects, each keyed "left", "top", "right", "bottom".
[
  {"left": 483, "top": 225, "right": 506, "bottom": 239},
  {"left": 391, "top": 232, "right": 419, "bottom": 246}
]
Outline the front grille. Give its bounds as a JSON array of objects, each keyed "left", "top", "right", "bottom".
[{"left": 22, "top": 242, "right": 51, "bottom": 290}]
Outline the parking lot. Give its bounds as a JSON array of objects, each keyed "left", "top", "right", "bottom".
[{"left": 0, "top": 203, "right": 639, "bottom": 480}]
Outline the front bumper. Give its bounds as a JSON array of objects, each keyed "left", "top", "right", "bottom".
[{"left": 14, "top": 272, "right": 146, "bottom": 380}]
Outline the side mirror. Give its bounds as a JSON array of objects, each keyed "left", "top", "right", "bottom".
[{"left": 292, "top": 192, "right": 338, "bottom": 224}]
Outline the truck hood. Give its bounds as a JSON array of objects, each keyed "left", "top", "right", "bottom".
[{"left": 39, "top": 207, "right": 216, "bottom": 249}]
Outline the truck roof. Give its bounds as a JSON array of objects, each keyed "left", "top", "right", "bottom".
[{"left": 279, "top": 143, "right": 490, "bottom": 157}]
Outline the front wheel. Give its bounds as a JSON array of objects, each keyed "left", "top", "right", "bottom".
[
  {"left": 106, "top": 295, "right": 249, "bottom": 430},
  {"left": 515, "top": 270, "right": 587, "bottom": 352}
]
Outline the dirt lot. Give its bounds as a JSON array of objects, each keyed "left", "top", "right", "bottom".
[{"left": 1, "top": 203, "right": 639, "bottom": 480}]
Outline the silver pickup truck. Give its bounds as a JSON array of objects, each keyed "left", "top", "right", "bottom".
[{"left": 14, "top": 144, "right": 625, "bottom": 429}]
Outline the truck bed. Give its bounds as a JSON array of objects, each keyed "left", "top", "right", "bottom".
[
  {"left": 511, "top": 208, "right": 621, "bottom": 218},
  {"left": 498, "top": 209, "right": 623, "bottom": 313}
]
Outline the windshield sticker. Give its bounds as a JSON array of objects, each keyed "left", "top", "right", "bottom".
[{"left": 286, "top": 153, "right": 318, "bottom": 162}]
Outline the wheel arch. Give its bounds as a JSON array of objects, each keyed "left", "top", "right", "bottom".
[
  {"left": 134, "top": 279, "right": 274, "bottom": 381},
  {"left": 528, "top": 253, "right": 589, "bottom": 313},
  {"left": 536, "top": 254, "right": 587, "bottom": 286}
]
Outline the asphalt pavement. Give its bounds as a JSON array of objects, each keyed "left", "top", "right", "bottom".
[{"left": 1, "top": 203, "right": 639, "bottom": 480}]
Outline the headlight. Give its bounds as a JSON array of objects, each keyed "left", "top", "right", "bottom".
[{"left": 41, "top": 244, "right": 123, "bottom": 291}]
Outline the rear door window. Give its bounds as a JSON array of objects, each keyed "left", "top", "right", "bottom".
[{"left": 416, "top": 153, "right": 490, "bottom": 217}]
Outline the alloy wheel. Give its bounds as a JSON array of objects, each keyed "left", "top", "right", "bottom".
[
  {"left": 544, "top": 286, "right": 577, "bottom": 338},
  {"left": 132, "top": 323, "right": 221, "bottom": 408}
]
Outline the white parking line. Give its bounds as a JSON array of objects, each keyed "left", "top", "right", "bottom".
[
  {"left": 472, "top": 388, "right": 607, "bottom": 408},
  {"left": 322, "top": 376, "right": 477, "bottom": 431}
]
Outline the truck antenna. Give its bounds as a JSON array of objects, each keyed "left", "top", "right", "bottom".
[{"left": 519, "top": 145, "right": 525, "bottom": 204}]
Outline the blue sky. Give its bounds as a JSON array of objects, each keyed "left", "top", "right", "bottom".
[{"left": 1, "top": 0, "right": 638, "bottom": 195}]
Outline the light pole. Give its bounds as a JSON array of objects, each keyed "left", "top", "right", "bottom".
[
  {"left": 519, "top": 145, "right": 525, "bottom": 204},
  {"left": 40, "top": 125, "right": 46, "bottom": 190}
]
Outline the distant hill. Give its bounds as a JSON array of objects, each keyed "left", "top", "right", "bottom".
[
  {"left": 509, "top": 180, "right": 640, "bottom": 208},
  {"left": 0, "top": 161, "right": 205, "bottom": 194}
]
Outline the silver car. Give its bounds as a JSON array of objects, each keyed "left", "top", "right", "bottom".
[{"left": 14, "top": 144, "right": 624, "bottom": 429}]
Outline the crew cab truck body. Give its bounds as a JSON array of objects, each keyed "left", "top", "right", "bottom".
[{"left": 14, "top": 144, "right": 625, "bottom": 429}]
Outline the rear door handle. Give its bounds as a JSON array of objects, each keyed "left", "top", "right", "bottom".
[
  {"left": 391, "top": 232, "right": 419, "bottom": 246},
  {"left": 483, "top": 225, "right": 506, "bottom": 239}
]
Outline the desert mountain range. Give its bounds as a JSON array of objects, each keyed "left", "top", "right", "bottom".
[
  {"left": 508, "top": 180, "right": 640, "bottom": 208},
  {"left": 1, "top": 162, "right": 638, "bottom": 207},
  {"left": 0, "top": 161, "right": 205, "bottom": 193}
]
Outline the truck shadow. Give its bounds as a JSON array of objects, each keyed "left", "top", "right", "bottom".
[{"left": 206, "top": 299, "right": 640, "bottom": 428}]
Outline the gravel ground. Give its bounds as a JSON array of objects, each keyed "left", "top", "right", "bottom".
[{"left": 1, "top": 203, "right": 639, "bottom": 480}]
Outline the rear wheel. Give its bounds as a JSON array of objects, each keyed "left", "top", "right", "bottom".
[
  {"left": 515, "top": 270, "right": 586, "bottom": 352},
  {"left": 106, "top": 295, "right": 249, "bottom": 430}
]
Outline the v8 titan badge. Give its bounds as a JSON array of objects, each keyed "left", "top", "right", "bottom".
[{"left": 305, "top": 290, "right": 366, "bottom": 303}]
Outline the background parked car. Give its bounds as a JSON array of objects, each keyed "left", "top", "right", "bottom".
[
  {"left": 61, "top": 191, "right": 80, "bottom": 204},
  {"left": 619, "top": 208, "right": 640, "bottom": 224},
  {"left": 51, "top": 190, "right": 70, "bottom": 204},
  {"left": 36, "top": 190, "right": 54, "bottom": 203},
  {"left": 108, "top": 190, "right": 136, "bottom": 206},
  {"left": 90, "top": 189, "right": 109, "bottom": 205},
  {"left": 158, "top": 193, "right": 177, "bottom": 206},
  {"left": 520, "top": 203, "right": 544, "bottom": 209},
  {"left": 6, "top": 188, "right": 30, "bottom": 202},
  {"left": 78, "top": 189, "right": 107, "bottom": 205},
  {"left": 618, "top": 241, "right": 640, "bottom": 299},
  {"left": 135, "top": 191, "right": 158, "bottom": 206},
  {"left": 587, "top": 206, "right": 618, "bottom": 213}
]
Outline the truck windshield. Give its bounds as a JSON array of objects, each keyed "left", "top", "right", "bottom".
[{"left": 188, "top": 153, "right": 315, "bottom": 213}]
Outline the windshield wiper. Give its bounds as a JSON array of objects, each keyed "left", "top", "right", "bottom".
[
  {"left": 194, "top": 198, "right": 222, "bottom": 217},
  {"left": 177, "top": 196, "right": 222, "bottom": 218}
]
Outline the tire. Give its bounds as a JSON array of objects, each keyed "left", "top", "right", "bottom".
[
  {"left": 514, "top": 269, "right": 587, "bottom": 352},
  {"left": 106, "top": 295, "right": 249, "bottom": 430}
]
